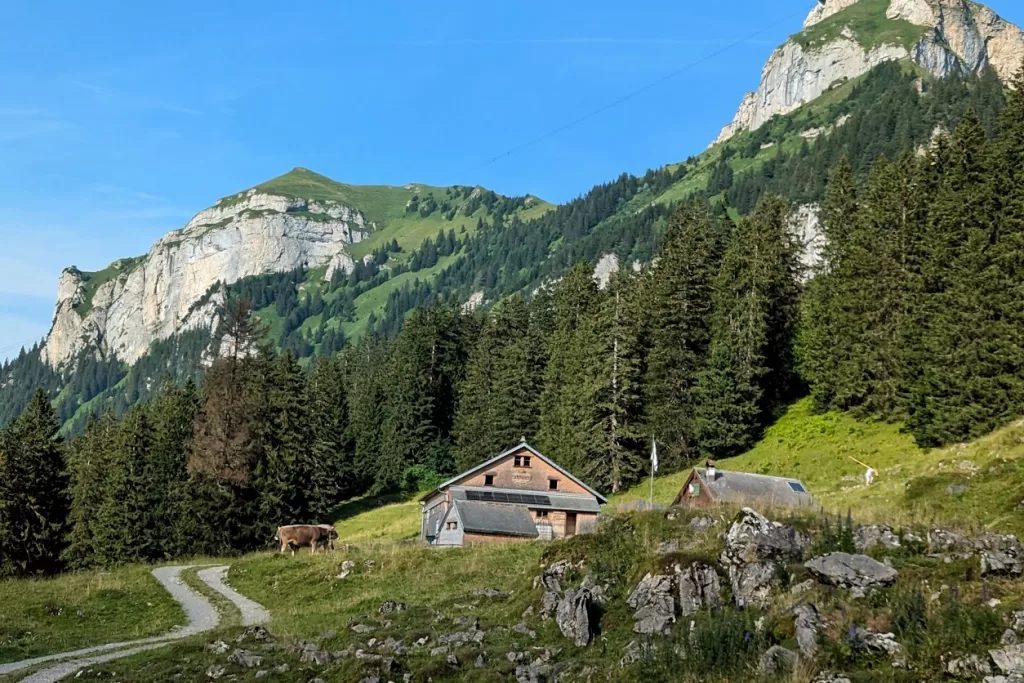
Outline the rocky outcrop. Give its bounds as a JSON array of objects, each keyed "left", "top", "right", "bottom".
[
  {"left": 555, "top": 588, "right": 594, "bottom": 647},
  {"left": 626, "top": 573, "right": 676, "bottom": 634},
  {"left": 677, "top": 563, "right": 722, "bottom": 616},
  {"left": 42, "top": 189, "right": 369, "bottom": 368},
  {"left": 721, "top": 508, "right": 809, "bottom": 608},
  {"left": 715, "top": 0, "right": 1024, "bottom": 144}
]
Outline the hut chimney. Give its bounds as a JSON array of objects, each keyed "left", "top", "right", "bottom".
[{"left": 706, "top": 459, "right": 717, "bottom": 480}]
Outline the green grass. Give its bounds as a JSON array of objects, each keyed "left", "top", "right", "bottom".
[
  {"left": 328, "top": 492, "right": 424, "bottom": 546},
  {"left": 0, "top": 565, "right": 183, "bottom": 664},
  {"left": 794, "top": 0, "right": 929, "bottom": 51},
  {"left": 614, "top": 398, "right": 1024, "bottom": 537}
]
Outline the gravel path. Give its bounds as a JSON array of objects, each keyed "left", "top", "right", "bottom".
[
  {"left": 1, "top": 564, "right": 268, "bottom": 683},
  {"left": 196, "top": 566, "right": 270, "bottom": 626}
]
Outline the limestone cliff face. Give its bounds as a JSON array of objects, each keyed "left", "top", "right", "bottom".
[
  {"left": 41, "top": 190, "right": 369, "bottom": 368},
  {"left": 715, "top": 0, "right": 1024, "bottom": 144}
]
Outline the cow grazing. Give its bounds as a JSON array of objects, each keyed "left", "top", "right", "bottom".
[{"left": 275, "top": 524, "right": 338, "bottom": 556}]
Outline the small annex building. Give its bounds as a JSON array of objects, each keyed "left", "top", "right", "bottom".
[
  {"left": 421, "top": 442, "right": 607, "bottom": 546},
  {"left": 672, "top": 462, "right": 814, "bottom": 510}
]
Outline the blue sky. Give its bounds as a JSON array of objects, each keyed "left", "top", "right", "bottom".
[{"left": 2, "top": 0, "right": 1022, "bottom": 360}]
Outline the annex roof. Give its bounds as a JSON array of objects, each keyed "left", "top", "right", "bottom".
[
  {"left": 691, "top": 467, "right": 814, "bottom": 508},
  {"left": 421, "top": 442, "right": 608, "bottom": 504},
  {"left": 451, "top": 500, "right": 540, "bottom": 538}
]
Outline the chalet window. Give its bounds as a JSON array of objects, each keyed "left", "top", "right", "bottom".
[
  {"left": 446, "top": 521, "right": 458, "bottom": 530},
  {"left": 549, "top": 479, "right": 559, "bottom": 490},
  {"left": 535, "top": 510, "right": 549, "bottom": 519},
  {"left": 689, "top": 482, "right": 700, "bottom": 496},
  {"left": 514, "top": 455, "right": 532, "bottom": 468},
  {"left": 484, "top": 474, "right": 495, "bottom": 486},
  {"left": 788, "top": 481, "right": 806, "bottom": 493}
]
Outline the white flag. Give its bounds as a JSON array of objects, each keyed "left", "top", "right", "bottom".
[{"left": 651, "top": 439, "right": 658, "bottom": 474}]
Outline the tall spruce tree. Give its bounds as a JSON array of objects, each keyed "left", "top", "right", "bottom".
[
  {"left": 0, "top": 389, "right": 69, "bottom": 575},
  {"left": 537, "top": 262, "right": 599, "bottom": 463},
  {"left": 62, "top": 413, "right": 118, "bottom": 568},
  {"left": 306, "top": 354, "right": 354, "bottom": 519},
  {"left": 644, "top": 201, "right": 720, "bottom": 471},
  {"left": 695, "top": 196, "right": 801, "bottom": 458}
]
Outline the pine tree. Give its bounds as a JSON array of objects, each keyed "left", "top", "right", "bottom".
[
  {"left": 644, "top": 202, "right": 719, "bottom": 471},
  {"left": 62, "top": 413, "right": 118, "bottom": 568},
  {"left": 306, "top": 355, "right": 354, "bottom": 519},
  {"left": 0, "top": 389, "right": 70, "bottom": 575},
  {"left": 92, "top": 406, "right": 155, "bottom": 565},
  {"left": 695, "top": 196, "right": 801, "bottom": 458},
  {"left": 148, "top": 381, "right": 198, "bottom": 559},
  {"left": 346, "top": 336, "right": 389, "bottom": 491},
  {"left": 537, "top": 262, "right": 599, "bottom": 462}
]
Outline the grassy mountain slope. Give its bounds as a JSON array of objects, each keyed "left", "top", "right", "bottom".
[{"left": 794, "top": 0, "right": 930, "bottom": 51}]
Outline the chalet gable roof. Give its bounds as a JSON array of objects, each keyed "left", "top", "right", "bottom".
[{"left": 421, "top": 442, "right": 608, "bottom": 504}]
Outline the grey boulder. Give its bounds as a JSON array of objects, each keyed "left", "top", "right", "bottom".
[
  {"left": 677, "top": 563, "right": 721, "bottom": 616},
  {"left": 805, "top": 552, "right": 898, "bottom": 589},
  {"left": 854, "top": 525, "right": 901, "bottom": 552},
  {"left": 722, "top": 508, "right": 809, "bottom": 565},
  {"left": 627, "top": 573, "right": 675, "bottom": 634},
  {"left": 793, "top": 602, "right": 820, "bottom": 657},
  {"left": 729, "top": 561, "right": 777, "bottom": 608},
  {"left": 991, "top": 644, "right": 1024, "bottom": 674},
  {"left": 760, "top": 645, "right": 798, "bottom": 675},
  {"left": 556, "top": 588, "right": 594, "bottom": 647}
]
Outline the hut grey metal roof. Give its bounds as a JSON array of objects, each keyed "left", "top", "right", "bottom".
[
  {"left": 451, "top": 487, "right": 602, "bottom": 513},
  {"left": 452, "top": 500, "right": 540, "bottom": 538},
  {"left": 694, "top": 468, "right": 815, "bottom": 508},
  {"left": 421, "top": 442, "right": 608, "bottom": 504}
]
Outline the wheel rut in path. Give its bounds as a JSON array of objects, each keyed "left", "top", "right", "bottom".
[{"left": 0, "top": 564, "right": 268, "bottom": 683}]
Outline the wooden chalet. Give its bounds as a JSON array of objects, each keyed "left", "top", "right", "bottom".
[
  {"left": 420, "top": 442, "right": 607, "bottom": 546},
  {"left": 672, "top": 461, "right": 814, "bottom": 510}
]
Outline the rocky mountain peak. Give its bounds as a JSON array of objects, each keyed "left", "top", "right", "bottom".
[{"left": 715, "top": 0, "right": 1024, "bottom": 144}]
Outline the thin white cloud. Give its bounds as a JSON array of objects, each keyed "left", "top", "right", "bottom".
[{"left": 70, "top": 80, "right": 114, "bottom": 96}]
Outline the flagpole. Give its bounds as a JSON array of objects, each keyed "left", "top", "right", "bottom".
[{"left": 650, "top": 437, "right": 656, "bottom": 510}]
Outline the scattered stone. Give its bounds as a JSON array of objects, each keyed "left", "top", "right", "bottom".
[
  {"left": 206, "top": 640, "right": 230, "bottom": 655},
  {"left": 473, "top": 587, "right": 509, "bottom": 600},
  {"left": 310, "top": 679, "right": 327, "bottom": 683},
  {"left": 292, "top": 640, "right": 333, "bottom": 666},
  {"left": 947, "top": 654, "right": 993, "bottom": 678},
  {"left": 790, "top": 579, "right": 815, "bottom": 595},
  {"left": 379, "top": 637, "right": 409, "bottom": 656},
  {"left": 318, "top": 629, "right": 337, "bottom": 640},
  {"left": 929, "top": 529, "right": 975, "bottom": 555},
  {"left": 688, "top": 515, "right": 717, "bottom": 532},
  {"left": 378, "top": 600, "right": 407, "bottom": 614},
  {"left": 626, "top": 573, "right": 675, "bottom": 634},
  {"left": 336, "top": 560, "right": 356, "bottom": 579},
  {"left": 1013, "top": 611, "right": 1024, "bottom": 634},
  {"left": 430, "top": 646, "right": 450, "bottom": 656},
  {"left": 903, "top": 532, "right": 924, "bottom": 545},
  {"left": 793, "top": 602, "right": 820, "bottom": 657},
  {"left": 515, "top": 662, "right": 553, "bottom": 683},
  {"left": 363, "top": 559, "right": 376, "bottom": 570},
  {"left": 850, "top": 627, "right": 903, "bottom": 658},
  {"left": 205, "top": 665, "right": 226, "bottom": 680},
  {"left": 947, "top": 484, "right": 968, "bottom": 495},
  {"left": 522, "top": 606, "right": 535, "bottom": 618},
  {"left": 439, "top": 629, "right": 485, "bottom": 644},
  {"left": 556, "top": 588, "right": 594, "bottom": 647},
  {"left": 991, "top": 644, "right": 1024, "bottom": 675},
  {"left": 656, "top": 539, "right": 679, "bottom": 555},
  {"left": 540, "top": 591, "right": 559, "bottom": 620},
  {"left": 236, "top": 625, "right": 274, "bottom": 644},
  {"left": 620, "top": 639, "right": 651, "bottom": 667},
  {"left": 677, "top": 563, "right": 721, "bottom": 615},
  {"left": 274, "top": 664, "right": 290, "bottom": 673},
  {"left": 982, "top": 547, "right": 1024, "bottom": 577},
  {"left": 351, "top": 623, "right": 376, "bottom": 634},
  {"left": 513, "top": 622, "right": 537, "bottom": 639},
  {"left": 446, "top": 653, "right": 460, "bottom": 667},
  {"left": 254, "top": 671, "right": 269, "bottom": 679},
  {"left": 507, "top": 651, "right": 530, "bottom": 664},
  {"left": 812, "top": 674, "right": 852, "bottom": 683},
  {"left": 1004, "top": 630, "right": 1021, "bottom": 646},
  {"left": 579, "top": 574, "right": 609, "bottom": 605},
  {"left": 805, "top": 552, "right": 898, "bottom": 590},
  {"left": 760, "top": 645, "right": 798, "bottom": 675},
  {"left": 534, "top": 559, "right": 572, "bottom": 594},
  {"left": 729, "top": 561, "right": 778, "bottom": 608},
  {"left": 357, "top": 677, "right": 379, "bottom": 683},
  {"left": 228, "top": 649, "right": 263, "bottom": 669},
  {"left": 855, "top": 525, "right": 901, "bottom": 552},
  {"left": 414, "top": 636, "right": 430, "bottom": 647},
  {"left": 983, "top": 675, "right": 1024, "bottom": 683},
  {"left": 475, "top": 652, "right": 487, "bottom": 668}
]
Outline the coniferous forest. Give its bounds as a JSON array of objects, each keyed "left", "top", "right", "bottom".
[{"left": 2, "top": 67, "right": 1024, "bottom": 576}]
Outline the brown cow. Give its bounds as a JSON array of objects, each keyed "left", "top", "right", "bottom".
[{"left": 275, "top": 524, "right": 338, "bottom": 556}]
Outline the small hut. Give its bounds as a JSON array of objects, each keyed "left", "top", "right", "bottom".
[{"left": 672, "top": 461, "right": 814, "bottom": 510}]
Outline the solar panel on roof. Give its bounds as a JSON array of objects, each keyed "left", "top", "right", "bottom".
[{"left": 788, "top": 482, "right": 806, "bottom": 493}]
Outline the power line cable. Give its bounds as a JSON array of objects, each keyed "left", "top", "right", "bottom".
[{"left": 461, "top": 8, "right": 806, "bottom": 175}]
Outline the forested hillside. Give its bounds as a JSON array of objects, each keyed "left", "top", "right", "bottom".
[
  {"left": 2, "top": 64, "right": 1024, "bottom": 576},
  {"left": 0, "top": 62, "right": 1007, "bottom": 435}
]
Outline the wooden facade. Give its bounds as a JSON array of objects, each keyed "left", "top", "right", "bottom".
[{"left": 421, "top": 443, "right": 605, "bottom": 547}]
